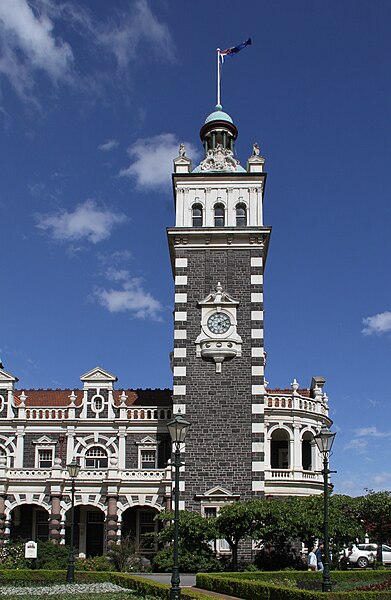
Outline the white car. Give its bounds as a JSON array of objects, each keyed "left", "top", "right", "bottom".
[{"left": 343, "top": 543, "right": 391, "bottom": 568}]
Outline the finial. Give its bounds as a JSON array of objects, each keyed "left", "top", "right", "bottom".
[
  {"left": 215, "top": 104, "right": 223, "bottom": 111},
  {"left": 291, "top": 378, "right": 300, "bottom": 392},
  {"left": 0, "top": 358, "right": 3, "bottom": 369}
]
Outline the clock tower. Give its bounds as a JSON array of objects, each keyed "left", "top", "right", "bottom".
[{"left": 167, "top": 105, "right": 271, "bottom": 511}]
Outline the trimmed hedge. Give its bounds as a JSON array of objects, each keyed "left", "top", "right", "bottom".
[
  {"left": 0, "top": 569, "right": 217, "bottom": 600},
  {"left": 196, "top": 571, "right": 391, "bottom": 599}
]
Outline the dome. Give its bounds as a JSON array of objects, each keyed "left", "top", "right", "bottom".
[{"left": 204, "top": 104, "right": 233, "bottom": 125}]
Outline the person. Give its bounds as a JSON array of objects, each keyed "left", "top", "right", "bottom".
[
  {"left": 316, "top": 543, "right": 324, "bottom": 572},
  {"left": 307, "top": 547, "right": 317, "bottom": 571}
]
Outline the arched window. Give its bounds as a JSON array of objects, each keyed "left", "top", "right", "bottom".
[
  {"left": 270, "top": 429, "right": 290, "bottom": 469},
  {"left": 302, "top": 432, "right": 314, "bottom": 471},
  {"left": 236, "top": 203, "right": 247, "bottom": 227},
  {"left": 85, "top": 446, "right": 108, "bottom": 469},
  {"left": 214, "top": 203, "right": 225, "bottom": 227},
  {"left": 192, "top": 204, "right": 203, "bottom": 227}
]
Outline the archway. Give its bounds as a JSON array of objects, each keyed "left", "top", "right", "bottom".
[
  {"left": 10, "top": 504, "right": 49, "bottom": 542},
  {"left": 65, "top": 504, "right": 105, "bottom": 557},
  {"left": 270, "top": 428, "right": 290, "bottom": 469},
  {"left": 121, "top": 505, "right": 160, "bottom": 555}
]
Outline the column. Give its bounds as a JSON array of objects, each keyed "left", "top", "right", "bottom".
[
  {"left": 106, "top": 495, "right": 118, "bottom": 548},
  {"left": 15, "top": 426, "right": 25, "bottom": 468},
  {"left": 293, "top": 424, "right": 302, "bottom": 472},
  {"left": 49, "top": 495, "right": 62, "bottom": 543}
]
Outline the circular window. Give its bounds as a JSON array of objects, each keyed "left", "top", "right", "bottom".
[{"left": 91, "top": 395, "right": 104, "bottom": 413}]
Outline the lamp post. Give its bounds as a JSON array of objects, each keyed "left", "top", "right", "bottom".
[
  {"left": 66, "top": 458, "right": 80, "bottom": 584},
  {"left": 314, "top": 424, "right": 336, "bottom": 593},
  {"left": 167, "top": 413, "right": 191, "bottom": 600}
]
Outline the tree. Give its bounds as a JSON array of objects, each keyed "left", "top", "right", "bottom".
[
  {"left": 358, "top": 490, "right": 391, "bottom": 562},
  {"left": 216, "top": 500, "right": 260, "bottom": 571},
  {"left": 153, "top": 510, "right": 220, "bottom": 573}
]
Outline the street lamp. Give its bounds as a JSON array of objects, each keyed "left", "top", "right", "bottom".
[
  {"left": 167, "top": 413, "right": 191, "bottom": 600},
  {"left": 314, "top": 424, "right": 336, "bottom": 593},
  {"left": 66, "top": 458, "right": 80, "bottom": 584}
]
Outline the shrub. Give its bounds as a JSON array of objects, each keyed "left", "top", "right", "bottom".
[
  {"left": 152, "top": 544, "right": 221, "bottom": 573},
  {"left": 107, "top": 536, "right": 150, "bottom": 573},
  {"left": 36, "top": 541, "right": 70, "bottom": 570},
  {"left": 0, "top": 542, "right": 28, "bottom": 569},
  {"left": 75, "top": 554, "right": 112, "bottom": 571}
]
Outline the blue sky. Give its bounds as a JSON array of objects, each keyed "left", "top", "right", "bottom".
[{"left": 0, "top": 0, "right": 390, "bottom": 497}]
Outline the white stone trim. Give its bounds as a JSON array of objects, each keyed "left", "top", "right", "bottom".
[
  {"left": 174, "top": 347, "right": 186, "bottom": 358},
  {"left": 251, "top": 403, "right": 264, "bottom": 414},
  {"left": 252, "top": 481, "right": 265, "bottom": 492},
  {"left": 251, "top": 257, "right": 263, "bottom": 267},
  {"left": 175, "top": 275, "right": 187, "bottom": 286},
  {"left": 252, "top": 442, "right": 264, "bottom": 453},
  {"left": 173, "top": 385, "right": 186, "bottom": 396},
  {"left": 174, "top": 366, "right": 186, "bottom": 377},
  {"left": 252, "top": 423, "right": 263, "bottom": 433},
  {"left": 251, "top": 275, "right": 263, "bottom": 285},
  {"left": 251, "top": 311, "right": 263, "bottom": 321},
  {"left": 179, "top": 480, "right": 185, "bottom": 492},
  {"left": 251, "top": 347, "right": 263, "bottom": 357},
  {"left": 251, "top": 292, "right": 263, "bottom": 303},
  {"left": 251, "top": 329, "right": 263, "bottom": 339},
  {"left": 174, "top": 311, "right": 187, "bottom": 322},
  {"left": 175, "top": 258, "right": 188, "bottom": 268},
  {"left": 173, "top": 404, "right": 186, "bottom": 414},
  {"left": 251, "top": 366, "right": 263, "bottom": 377},
  {"left": 174, "top": 329, "right": 187, "bottom": 339},
  {"left": 252, "top": 461, "right": 264, "bottom": 472},
  {"left": 175, "top": 293, "right": 187, "bottom": 303},
  {"left": 252, "top": 384, "right": 264, "bottom": 395},
  {"left": 179, "top": 500, "right": 185, "bottom": 510}
]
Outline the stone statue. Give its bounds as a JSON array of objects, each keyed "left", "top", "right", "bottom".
[
  {"left": 252, "top": 143, "right": 260, "bottom": 156},
  {"left": 179, "top": 143, "right": 186, "bottom": 157}
]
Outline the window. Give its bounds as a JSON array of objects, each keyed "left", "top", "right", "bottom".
[
  {"left": 204, "top": 507, "right": 217, "bottom": 519},
  {"left": 192, "top": 204, "right": 203, "bottom": 227},
  {"left": 38, "top": 449, "right": 53, "bottom": 468},
  {"left": 85, "top": 446, "right": 108, "bottom": 468},
  {"left": 140, "top": 449, "right": 156, "bottom": 469},
  {"left": 139, "top": 511, "right": 158, "bottom": 550},
  {"left": 236, "top": 203, "right": 247, "bottom": 227},
  {"left": 35, "top": 510, "right": 49, "bottom": 541},
  {"left": 91, "top": 394, "right": 104, "bottom": 415},
  {"left": 214, "top": 203, "right": 225, "bottom": 227}
]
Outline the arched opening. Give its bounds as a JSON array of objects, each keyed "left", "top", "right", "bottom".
[
  {"left": 214, "top": 203, "right": 225, "bottom": 227},
  {"left": 236, "top": 203, "right": 247, "bottom": 227},
  {"left": 65, "top": 505, "right": 105, "bottom": 557},
  {"left": 270, "top": 429, "right": 290, "bottom": 469},
  {"left": 192, "top": 204, "right": 203, "bottom": 227},
  {"left": 121, "top": 505, "right": 160, "bottom": 555},
  {"left": 10, "top": 505, "right": 49, "bottom": 542},
  {"left": 302, "top": 431, "right": 314, "bottom": 471}
]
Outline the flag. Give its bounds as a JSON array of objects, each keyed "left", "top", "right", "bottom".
[{"left": 220, "top": 38, "right": 252, "bottom": 63}]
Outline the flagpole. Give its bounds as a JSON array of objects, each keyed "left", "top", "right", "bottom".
[{"left": 216, "top": 48, "right": 221, "bottom": 106}]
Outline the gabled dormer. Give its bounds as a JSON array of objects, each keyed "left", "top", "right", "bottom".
[
  {"left": 79, "top": 367, "right": 117, "bottom": 420},
  {"left": 0, "top": 365, "right": 18, "bottom": 419}
]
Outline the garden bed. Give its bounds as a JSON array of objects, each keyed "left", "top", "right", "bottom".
[
  {"left": 196, "top": 570, "right": 391, "bottom": 598},
  {"left": 0, "top": 570, "right": 217, "bottom": 600}
]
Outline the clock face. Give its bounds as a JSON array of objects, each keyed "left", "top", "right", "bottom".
[{"left": 207, "top": 312, "right": 231, "bottom": 335}]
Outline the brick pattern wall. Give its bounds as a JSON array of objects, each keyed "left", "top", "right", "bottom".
[{"left": 173, "top": 245, "right": 265, "bottom": 510}]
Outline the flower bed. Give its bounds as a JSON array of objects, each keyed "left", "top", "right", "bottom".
[{"left": 0, "top": 570, "right": 216, "bottom": 600}]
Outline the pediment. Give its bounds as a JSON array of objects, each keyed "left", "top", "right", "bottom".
[
  {"left": 0, "top": 368, "right": 18, "bottom": 383},
  {"left": 80, "top": 367, "right": 117, "bottom": 382},
  {"left": 136, "top": 436, "right": 160, "bottom": 446},
  {"left": 32, "top": 435, "right": 56, "bottom": 446},
  {"left": 196, "top": 486, "right": 240, "bottom": 499},
  {"left": 198, "top": 283, "right": 239, "bottom": 307}
]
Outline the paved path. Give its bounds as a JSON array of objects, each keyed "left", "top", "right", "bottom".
[{"left": 136, "top": 574, "right": 243, "bottom": 599}]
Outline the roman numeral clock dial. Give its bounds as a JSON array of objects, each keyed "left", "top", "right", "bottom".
[{"left": 207, "top": 313, "right": 231, "bottom": 334}]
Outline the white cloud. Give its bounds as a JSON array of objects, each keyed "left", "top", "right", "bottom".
[
  {"left": 0, "top": 0, "right": 73, "bottom": 100},
  {"left": 97, "top": 0, "right": 175, "bottom": 69},
  {"left": 371, "top": 472, "right": 391, "bottom": 486},
  {"left": 120, "top": 134, "right": 200, "bottom": 189},
  {"left": 98, "top": 139, "right": 118, "bottom": 152},
  {"left": 353, "top": 426, "right": 391, "bottom": 438},
  {"left": 362, "top": 311, "right": 391, "bottom": 336},
  {"left": 343, "top": 438, "right": 367, "bottom": 454},
  {"left": 36, "top": 199, "right": 127, "bottom": 244},
  {"left": 94, "top": 272, "right": 163, "bottom": 320}
]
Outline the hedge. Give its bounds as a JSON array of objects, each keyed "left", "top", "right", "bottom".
[
  {"left": 0, "top": 569, "right": 217, "bottom": 600},
  {"left": 196, "top": 572, "right": 391, "bottom": 599}
]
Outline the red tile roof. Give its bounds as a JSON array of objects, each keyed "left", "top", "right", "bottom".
[{"left": 14, "top": 388, "right": 172, "bottom": 407}]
